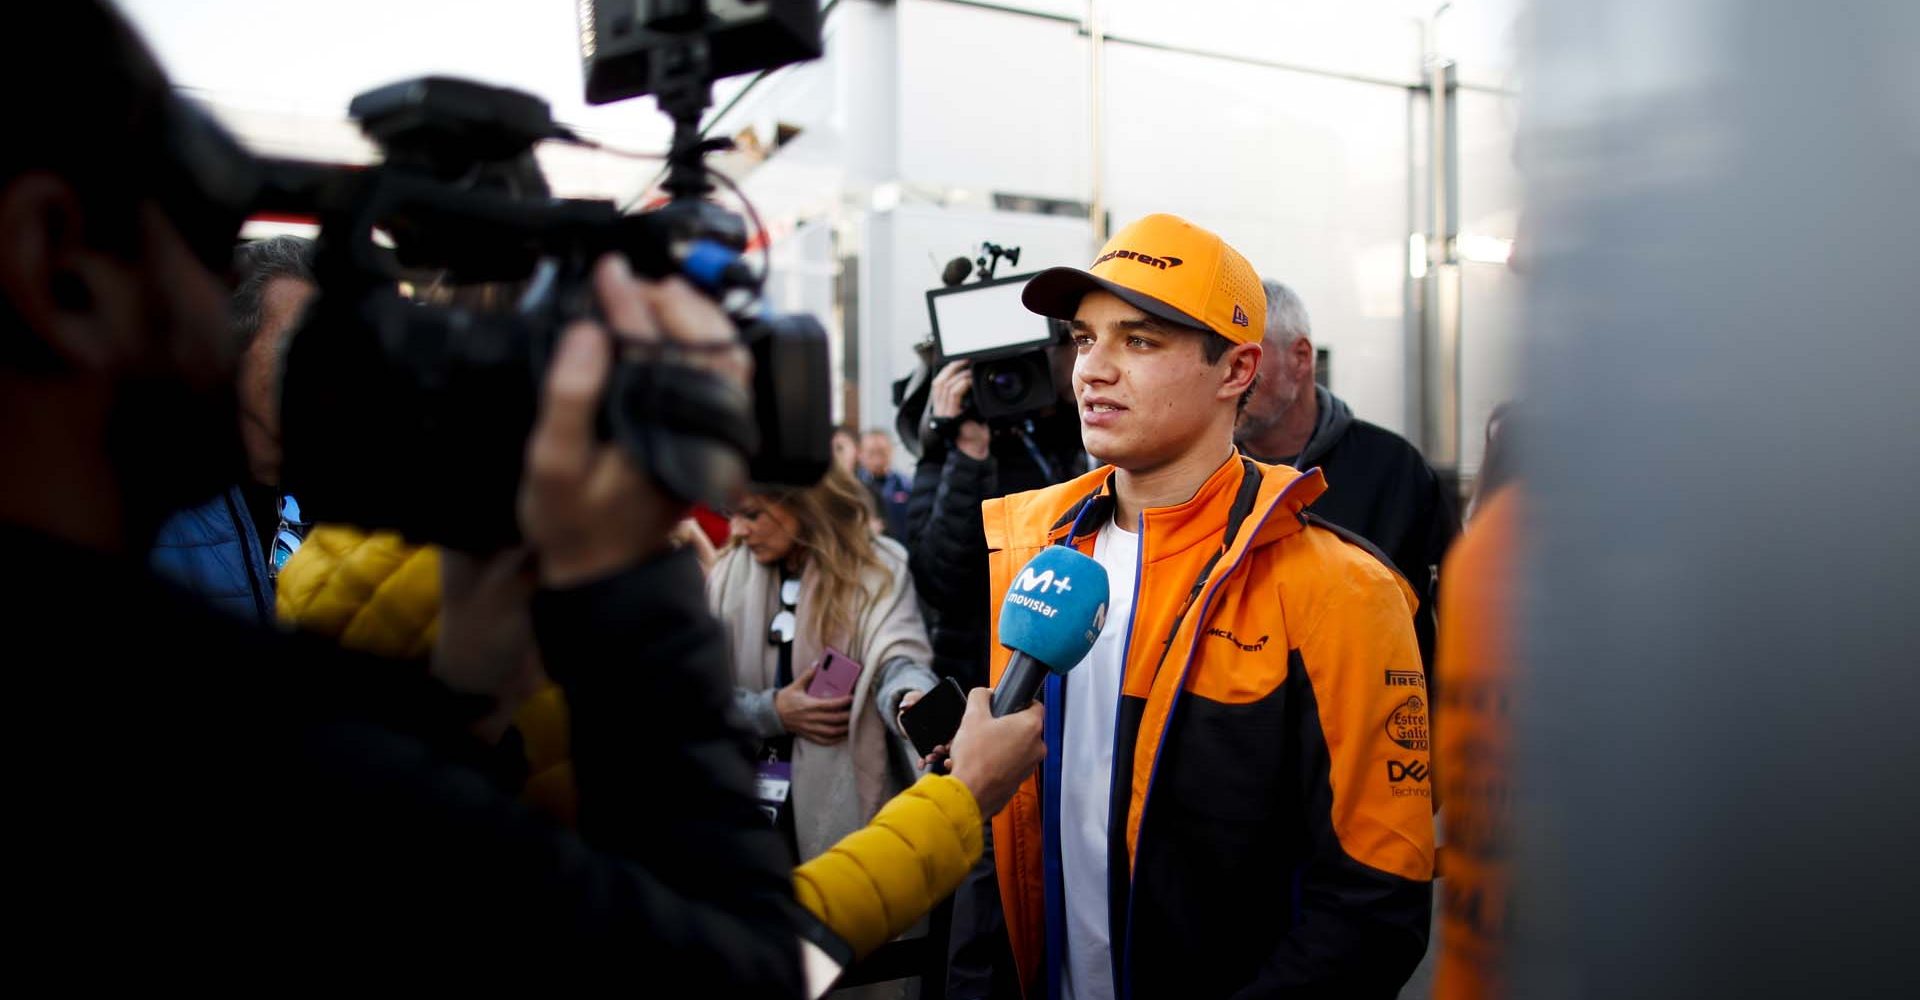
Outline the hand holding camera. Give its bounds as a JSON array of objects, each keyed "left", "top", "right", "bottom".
[
  {"left": 522, "top": 257, "right": 747, "bottom": 586},
  {"left": 929, "top": 361, "right": 992, "bottom": 460}
]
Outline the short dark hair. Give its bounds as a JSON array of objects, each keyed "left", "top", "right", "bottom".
[
  {"left": 2, "top": 2, "right": 168, "bottom": 255},
  {"left": 1199, "top": 331, "right": 1259, "bottom": 416},
  {"left": 1200, "top": 331, "right": 1234, "bottom": 365},
  {"left": 1, "top": 1, "right": 171, "bottom": 370},
  {"left": 231, "top": 236, "right": 315, "bottom": 347}
]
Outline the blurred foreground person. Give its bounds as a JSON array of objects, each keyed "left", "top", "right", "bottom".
[
  {"left": 2, "top": 3, "right": 850, "bottom": 986},
  {"left": 1432, "top": 414, "right": 1520, "bottom": 1000}
]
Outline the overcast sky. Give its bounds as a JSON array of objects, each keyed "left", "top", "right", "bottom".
[{"left": 119, "top": 0, "right": 675, "bottom": 147}]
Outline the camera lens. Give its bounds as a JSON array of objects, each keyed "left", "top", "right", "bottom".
[{"left": 987, "top": 368, "right": 1029, "bottom": 402}]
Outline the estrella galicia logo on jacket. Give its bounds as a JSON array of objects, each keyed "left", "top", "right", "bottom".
[
  {"left": 1385, "top": 669, "right": 1425, "bottom": 688},
  {"left": 1386, "top": 696, "right": 1429, "bottom": 751},
  {"left": 1387, "top": 759, "right": 1431, "bottom": 798},
  {"left": 1094, "top": 248, "right": 1184, "bottom": 271},
  {"left": 1204, "top": 627, "right": 1267, "bottom": 652}
]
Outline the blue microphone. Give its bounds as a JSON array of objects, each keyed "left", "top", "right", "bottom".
[{"left": 991, "top": 546, "right": 1111, "bottom": 717}]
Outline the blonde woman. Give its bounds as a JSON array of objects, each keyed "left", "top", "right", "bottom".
[{"left": 713, "top": 464, "right": 937, "bottom": 866}]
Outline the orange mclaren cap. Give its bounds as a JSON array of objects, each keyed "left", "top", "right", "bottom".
[{"left": 1022, "top": 213, "right": 1265, "bottom": 345}]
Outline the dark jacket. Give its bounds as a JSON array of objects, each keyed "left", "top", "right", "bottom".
[
  {"left": 8, "top": 523, "right": 812, "bottom": 988},
  {"left": 1244, "top": 387, "right": 1459, "bottom": 667},
  {"left": 148, "top": 485, "right": 274, "bottom": 622},
  {"left": 985, "top": 459, "right": 1435, "bottom": 999},
  {"left": 905, "top": 413, "right": 1085, "bottom": 689},
  {"left": 859, "top": 467, "right": 913, "bottom": 542}
]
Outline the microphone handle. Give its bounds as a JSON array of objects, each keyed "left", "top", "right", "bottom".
[{"left": 991, "top": 652, "right": 1050, "bottom": 717}]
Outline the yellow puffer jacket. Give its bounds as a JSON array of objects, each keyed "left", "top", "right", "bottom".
[{"left": 277, "top": 524, "right": 980, "bottom": 957}]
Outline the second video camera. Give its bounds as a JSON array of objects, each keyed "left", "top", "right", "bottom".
[{"left": 925, "top": 250, "right": 1069, "bottom": 422}]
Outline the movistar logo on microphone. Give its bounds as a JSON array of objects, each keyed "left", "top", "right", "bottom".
[
  {"left": 1007, "top": 591, "right": 1059, "bottom": 618},
  {"left": 1010, "top": 566, "right": 1076, "bottom": 618},
  {"left": 1015, "top": 566, "right": 1074, "bottom": 594},
  {"left": 1000, "top": 548, "right": 1112, "bottom": 673}
]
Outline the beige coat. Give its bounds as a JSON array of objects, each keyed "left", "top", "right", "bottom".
[{"left": 711, "top": 535, "right": 937, "bottom": 862}]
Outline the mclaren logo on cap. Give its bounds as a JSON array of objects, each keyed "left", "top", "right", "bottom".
[
  {"left": 1232, "top": 304, "right": 1249, "bottom": 327},
  {"left": 1095, "top": 249, "right": 1184, "bottom": 271}
]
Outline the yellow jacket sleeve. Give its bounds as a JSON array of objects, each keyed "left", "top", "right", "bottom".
[
  {"left": 282, "top": 526, "right": 984, "bottom": 957},
  {"left": 793, "top": 774, "right": 984, "bottom": 959},
  {"left": 276, "top": 525, "right": 441, "bottom": 659}
]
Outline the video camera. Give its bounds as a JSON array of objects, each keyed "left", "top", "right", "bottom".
[
  {"left": 251, "top": 0, "right": 832, "bottom": 551},
  {"left": 924, "top": 244, "right": 1069, "bottom": 422}
]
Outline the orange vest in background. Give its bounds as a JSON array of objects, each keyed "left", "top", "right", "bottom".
[{"left": 1433, "top": 486, "right": 1521, "bottom": 1000}]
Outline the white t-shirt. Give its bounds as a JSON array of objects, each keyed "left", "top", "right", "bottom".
[{"left": 1059, "top": 517, "right": 1141, "bottom": 1000}]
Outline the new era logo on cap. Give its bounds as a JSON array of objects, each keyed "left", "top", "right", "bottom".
[{"left": 1232, "top": 304, "right": 1249, "bottom": 327}]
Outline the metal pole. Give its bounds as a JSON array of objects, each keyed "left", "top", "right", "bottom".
[
  {"left": 1423, "top": 58, "right": 1460, "bottom": 470},
  {"left": 1088, "top": 0, "right": 1107, "bottom": 244}
]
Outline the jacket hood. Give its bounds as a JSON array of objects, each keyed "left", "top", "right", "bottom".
[{"left": 1295, "top": 385, "right": 1354, "bottom": 469}]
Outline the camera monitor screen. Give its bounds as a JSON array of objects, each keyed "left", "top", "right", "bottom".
[{"left": 927, "top": 274, "right": 1055, "bottom": 361}]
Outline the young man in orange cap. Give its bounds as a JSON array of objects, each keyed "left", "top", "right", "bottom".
[{"left": 984, "top": 214, "right": 1434, "bottom": 998}]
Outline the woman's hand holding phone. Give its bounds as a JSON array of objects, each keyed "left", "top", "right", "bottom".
[{"left": 776, "top": 664, "right": 852, "bottom": 745}]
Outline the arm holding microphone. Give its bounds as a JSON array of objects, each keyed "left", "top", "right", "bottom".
[
  {"left": 817, "top": 546, "right": 1107, "bottom": 962},
  {"left": 904, "top": 546, "right": 1110, "bottom": 774},
  {"left": 793, "top": 690, "right": 1042, "bottom": 959}
]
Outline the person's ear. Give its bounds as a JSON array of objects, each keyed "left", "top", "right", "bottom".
[
  {"left": 1291, "top": 335, "right": 1316, "bottom": 381},
  {"left": 0, "top": 172, "right": 141, "bottom": 373},
  {"left": 1221, "top": 341, "right": 1262, "bottom": 401}
]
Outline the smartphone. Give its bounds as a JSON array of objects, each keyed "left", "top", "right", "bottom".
[
  {"left": 901, "top": 677, "right": 968, "bottom": 758},
  {"left": 806, "top": 647, "right": 863, "bottom": 700}
]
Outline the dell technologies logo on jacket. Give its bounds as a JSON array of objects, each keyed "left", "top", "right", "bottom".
[
  {"left": 1095, "top": 248, "right": 1184, "bottom": 271},
  {"left": 1387, "top": 759, "right": 1431, "bottom": 798}
]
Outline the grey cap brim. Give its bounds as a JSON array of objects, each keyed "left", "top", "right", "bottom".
[{"left": 1020, "top": 266, "right": 1212, "bottom": 333}]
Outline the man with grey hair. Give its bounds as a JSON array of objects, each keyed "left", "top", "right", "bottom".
[
  {"left": 1236, "top": 278, "right": 1457, "bottom": 665},
  {"left": 230, "top": 235, "right": 315, "bottom": 493},
  {"left": 149, "top": 235, "right": 317, "bottom": 619}
]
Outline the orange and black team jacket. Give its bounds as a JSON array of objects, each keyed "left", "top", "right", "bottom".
[{"left": 984, "top": 454, "right": 1436, "bottom": 999}]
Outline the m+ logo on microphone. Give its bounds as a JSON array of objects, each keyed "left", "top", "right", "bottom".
[{"left": 1014, "top": 568, "right": 1074, "bottom": 595}]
